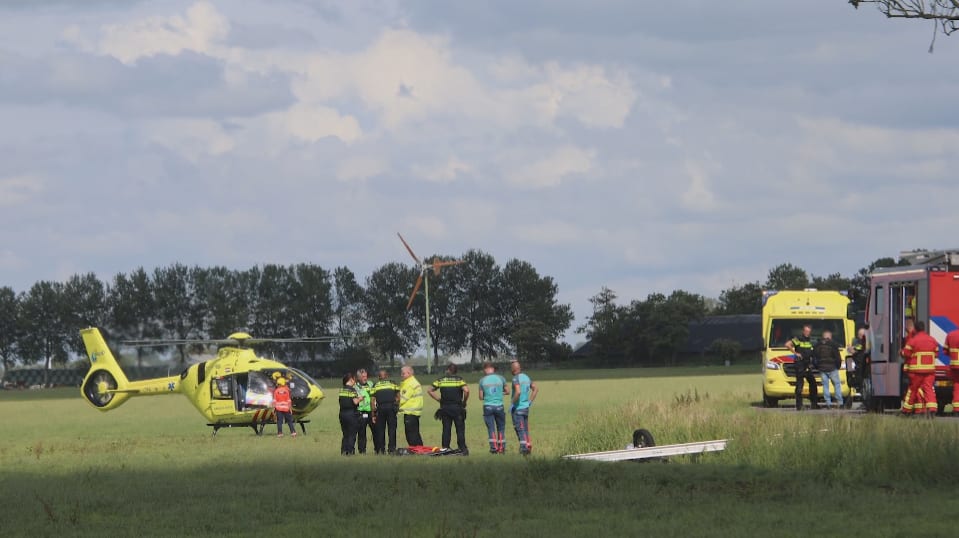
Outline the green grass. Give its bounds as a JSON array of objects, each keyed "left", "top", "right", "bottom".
[{"left": 2, "top": 366, "right": 958, "bottom": 536}]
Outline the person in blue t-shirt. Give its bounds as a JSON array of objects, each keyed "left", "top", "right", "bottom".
[
  {"left": 510, "top": 360, "right": 538, "bottom": 455},
  {"left": 478, "top": 362, "right": 509, "bottom": 454}
]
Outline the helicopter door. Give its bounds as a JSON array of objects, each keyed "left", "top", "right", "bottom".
[
  {"left": 210, "top": 376, "right": 237, "bottom": 416},
  {"left": 244, "top": 371, "right": 274, "bottom": 409}
]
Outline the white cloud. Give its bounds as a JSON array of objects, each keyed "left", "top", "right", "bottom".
[
  {"left": 97, "top": 1, "right": 230, "bottom": 65},
  {"left": 277, "top": 103, "right": 362, "bottom": 143},
  {"left": 412, "top": 157, "right": 472, "bottom": 183},
  {"left": 402, "top": 215, "right": 448, "bottom": 241},
  {"left": 514, "top": 220, "right": 588, "bottom": 246},
  {"left": 508, "top": 145, "right": 595, "bottom": 189},
  {"left": 145, "top": 118, "right": 234, "bottom": 162},
  {"left": 0, "top": 175, "right": 44, "bottom": 207},
  {"left": 336, "top": 155, "right": 387, "bottom": 182},
  {"left": 680, "top": 159, "right": 718, "bottom": 212}
]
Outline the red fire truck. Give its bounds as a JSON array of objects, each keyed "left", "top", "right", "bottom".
[{"left": 862, "top": 249, "right": 959, "bottom": 412}]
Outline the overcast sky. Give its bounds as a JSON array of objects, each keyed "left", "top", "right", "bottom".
[{"left": 2, "top": 0, "right": 958, "bottom": 340}]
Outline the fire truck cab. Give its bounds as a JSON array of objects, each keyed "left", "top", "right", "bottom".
[{"left": 862, "top": 249, "right": 959, "bottom": 412}]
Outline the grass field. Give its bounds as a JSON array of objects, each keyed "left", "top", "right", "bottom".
[{"left": 2, "top": 365, "right": 958, "bottom": 537}]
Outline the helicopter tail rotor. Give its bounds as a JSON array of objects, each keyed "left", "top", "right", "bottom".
[{"left": 80, "top": 328, "right": 134, "bottom": 411}]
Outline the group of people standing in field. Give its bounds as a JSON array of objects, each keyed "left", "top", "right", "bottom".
[{"left": 335, "top": 360, "right": 537, "bottom": 456}]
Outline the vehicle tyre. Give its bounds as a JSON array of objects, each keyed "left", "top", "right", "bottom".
[
  {"left": 862, "top": 377, "right": 880, "bottom": 413},
  {"left": 762, "top": 389, "right": 780, "bottom": 408},
  {"left": 632, "top": 428, "right": 655, "bottom": 448}
]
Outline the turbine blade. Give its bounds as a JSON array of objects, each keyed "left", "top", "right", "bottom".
[
  {"left": 406, "top": 274, "right": 424, "bottom": 310},
  {"left": 397, "top": 233, "right": 422, "bottom": 264},
  {"left": 431, "top": 259, "right": 464, "bottom": 275}
]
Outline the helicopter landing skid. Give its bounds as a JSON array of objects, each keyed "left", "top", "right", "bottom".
[{"left": 207, "top": 420, "right": 311, "bottom": 437}]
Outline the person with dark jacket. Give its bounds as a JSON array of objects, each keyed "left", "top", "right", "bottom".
[
  {"left": 813, "top": 330, "right": 844, "bottom": 408},
  {"left": 786, "top": 324, "right": 819, "bottom": 410},
  {"left": 338, "top": 373, "right": 363, "bottom": 455},
  {"left": 427, "top": 364, "right": 470, "bottom": 454},
  {"left": 370, "top": 369, "right": 400, "bottom": 454}
]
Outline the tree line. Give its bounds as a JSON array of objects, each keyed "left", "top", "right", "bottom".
[
  {"left": 577, "top": 257, "right": 907, "bottom": 366},
  {"left": 0, "top": 253, "right": 909, "bottom": 377},
  {"left": 0, "top": 250, "right": 573, "bottom": 381}
]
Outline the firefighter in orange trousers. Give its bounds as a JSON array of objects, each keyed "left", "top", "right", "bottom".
[
  {"left": 900, "top": 322, "right": 919, "bottom": 415},
  {"left": 901, "top": 321, "right": 938, "bottom": 416},
  {"left": 946, "top": 327, "right": 959, "bottom": 415}
]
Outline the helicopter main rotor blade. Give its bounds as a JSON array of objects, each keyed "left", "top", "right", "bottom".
[
  {"left": 397, "top": 232, "right": 422, "bottom": 265},
  {"left": 121, "top": 338, "right": 237, "bottom": 347},
  {"left": 406, "top": 273, "right": 424, "bottom": 310}
]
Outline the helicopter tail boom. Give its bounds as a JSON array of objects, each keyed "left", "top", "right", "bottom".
[{"left": 80, "top": 327, "right": 133, "bottom": 411}]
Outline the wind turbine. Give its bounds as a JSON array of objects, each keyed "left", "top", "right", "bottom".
[{"left": 398, "top": 233, "right": 464, "bottom": 374}]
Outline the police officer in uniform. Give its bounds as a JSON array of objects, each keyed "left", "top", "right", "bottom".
[
  {"left": 338, "top": 372, "right": 363, "bottom": 455},
  {"left": 371, "top": 369, "right": 400, "bottom": 454},
  {"left": 786, "top": 324, "right": 819, "bottom": 410},
  {"left": 355, "top": 369, "right": 374, "bottom": 454},
  {"left": 427, "top": 364, "right": 470, "bottom": 454}
]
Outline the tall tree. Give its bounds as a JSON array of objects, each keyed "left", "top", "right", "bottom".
[
  {"left": 18, "top": 281, "right": 69, "bottom": 386},
  {"left": 765, "top": 263, "right": 809, "bottom": 290},
  {"left": 809, "top": 272, "right": 853, "bottom": 293},
  {"left": 577, "top": 286, "right": 625, "bottom": 363},
  {"left": 0, "top": 287, "right": 20, "bottom": 372},
  {"left": 363, "top": 262, "right": 420, "bottom": 367},
  {"left": 715, "top": 281, "right": 763, "bottom": 315},
  {"left": 61, "top": 272, "right": 107, "bottom": 357},
  {"left": 448, "top": 250, "right": 506, "bottom": 364},
  {"left": 501, "top": 259, "right": 573, "bottom": 364},
  {"left": 289, "top": 263, "right": 334, "bottom": 361},
  {"left": 107, "top": 268, "right": 157, "bottom": 368},
  {"left": 152, "top": 263, "right": 195, "bottom": 364},
  {"left": 332, "top": 266, "right": 366, "bottom": 339}
]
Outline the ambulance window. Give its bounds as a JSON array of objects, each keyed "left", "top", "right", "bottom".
[{"left": 873, "top": 286, "right": 884, "bottom": 316}]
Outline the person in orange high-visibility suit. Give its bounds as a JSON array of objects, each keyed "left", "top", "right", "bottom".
[
  {"left": 273, "top": 377, "right": 297, "bottom": 437},
  {"left": 901, "top": 321, "right": 938, "bottom": 416},
  {"left": 900, "top": 319, "right": 918, "bottom": 414},
  {"left": 945, "top": 328, "right": 959, "bottom": 414}
]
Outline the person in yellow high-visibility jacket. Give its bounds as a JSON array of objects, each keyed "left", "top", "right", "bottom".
[{"left": 399, "top": 365, "right": 424, "bottom": 446}]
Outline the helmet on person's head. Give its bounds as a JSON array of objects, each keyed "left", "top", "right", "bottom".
[{"left": 276, "top": 377, "right": 287, "bottom": 386}]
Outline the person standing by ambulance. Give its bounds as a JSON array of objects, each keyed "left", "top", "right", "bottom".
[
  {"left": 786, "top": 324, "right": 819, "bottom": 410},
  {"left": 947, "top": 327, "right": 959, "bottom": 415},
  {"left": 813, "top": 331, "right": 843, "bottom": 409},
  {"left": 510, "top": 360, "right": 538, "bottom": 455}
]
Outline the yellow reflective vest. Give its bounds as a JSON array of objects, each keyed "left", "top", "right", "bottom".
[{"left": 399, "top": 375, "right": 423, "bottom": 416}]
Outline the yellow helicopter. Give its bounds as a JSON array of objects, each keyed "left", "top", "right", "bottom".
[{"left": 80, "top": 327, "right": 326, "bottom": 436}]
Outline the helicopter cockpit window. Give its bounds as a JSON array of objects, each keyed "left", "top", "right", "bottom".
[
  {"left": 288, "top": 368, "right": 317, "bottom": 399},
  {"left": 244, "top": 371, "right": 274, "bottom": 408},
  {"left": 212, "top": 377, "right": 232, "bottom": 400}
]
